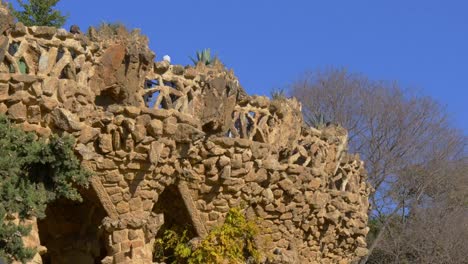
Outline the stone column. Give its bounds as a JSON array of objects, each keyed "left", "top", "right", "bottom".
[
  {"left": 101, "top": 213, "right": 163, "bottom": 264},
  {"left": 11, "top": 216, "right": 46, "bottom": 264}
]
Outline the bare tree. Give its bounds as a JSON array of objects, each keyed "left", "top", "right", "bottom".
[{"left": 290, "top": 68, "right": 467, "bottom": 263}]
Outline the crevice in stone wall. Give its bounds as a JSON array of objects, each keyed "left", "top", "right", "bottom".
[
  {"left": 95, "top": 89, "right": 119, "bottom": 109},
  {"left": 56, "top": 47, "right": 65, "bottom": 63},
  {"left": 38, "top": 187, "right": 108, "bottom": 264}
]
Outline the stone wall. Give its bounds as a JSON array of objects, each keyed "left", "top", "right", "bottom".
[{"left": 0, "top": 15, "right": 371, "bottom": 264}]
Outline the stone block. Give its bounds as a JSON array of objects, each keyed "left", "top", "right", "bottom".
[
  {"left": 40, "top": 96, "right": 58, "bottom": 111},
  {"left": 121, "top": 240, "right": 132, "bottom": 252},
  {"left": 110, "top": 193, "right": 123, "bottom": 204},
  {"left": 0, "top": 83, "right": 8, "bottom": 101},
  {"left": 31, "top": 26, "right": 56, "bottom": 38},
  {"left": 7, "top": 102, "right": 27, "bottom": 121},
  {"left": 113, "top": 251, "right": 130, "bottom": 264},
  {"left": 51, "top": 108, "right": 84, "bottom": 131},
  {"left": 278, "top": 179, "right": 294, "bottom": 192},
  {"left": 0, "top": 103, "right": 7, "bottom": 114},
  {"left": 124, "top": 106, "right": 141, "bottom": 117},
  {"left": 128, "top": 229, "right": 144, "bottom": 240},
  {"left": 113, "top": 230, "right": 128, "bottom": 244},
  {"left": 78, "top": 125, "right": 100, "bottom": 144},
  {"left": 129, "top": 197, "right": 143, "bottom": 211},
  {"left": 116, "top": 201, "right": 130, "bottom": 214},
  {"left": 131, "top": 240, "right": 144, "bottom": 248},
  {"left": 42, "top": 76, "right": 58, "bottom": 96},
  {"left": 147, "top": 119, "right": 163, "bottom": 136},
  {"left": 27, "top": 105, "right": 41, "bottom": 124},
  {"left": 105, "top": 170, "right": 123, "bottom": 183},
  {"left": 99, "top": 134, "right": 113, "bottom": 153}
]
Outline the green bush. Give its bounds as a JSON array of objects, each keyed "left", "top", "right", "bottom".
[
  {"left": 9, "top": 0, "right": 67, "bottom": 28},
  {"left": 154, "top": 227, "right": 193, "bottom": 264},
  {"left": 154, "top": 208, "right": 261, "bottom": 264},
  {"left": 0, "top": 115, "right": 91, "bottom": 263}
]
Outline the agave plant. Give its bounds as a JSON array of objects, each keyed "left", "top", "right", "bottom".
[
  {"left": 308, "top": 112, "right": 329, "bottom": 129},
  {"left": 190, "top": 48, "right": 217, "bottom": 66},
  {"left": 271, "top": 88, "right": 287, "bottom": 100}
]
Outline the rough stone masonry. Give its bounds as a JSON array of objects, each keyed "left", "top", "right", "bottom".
[{"left": 0, "top": 7, "right": 372, "bottom": 264}]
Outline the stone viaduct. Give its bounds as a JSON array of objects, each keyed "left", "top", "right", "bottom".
[{"left": 0, "top": 12, "right": 371, "bottom": 264}]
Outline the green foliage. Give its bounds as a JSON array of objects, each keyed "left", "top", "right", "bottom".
[
  {"left": 308, "top": 112, "right": 329, "bottom": 129},
  {"left": 190, "top": 48, "right": 218, "bottom": 66},
  {"left": 0, "top": 217, "right": 35, "bottom": 263},
  {"left": 8, "top": 0, "right": 67, "bottom": 27},
  {"left": 0, "top": 115, "right": 91, "bottom": 263},
  {"left": 154, "top": 227, "right": 193, "bottom": 264},
  {"left": 190, "top": 208, "right": 260, "bottom": 264},
  {"left": 154, "top": 208, "right": 261, "bottom": 264}
]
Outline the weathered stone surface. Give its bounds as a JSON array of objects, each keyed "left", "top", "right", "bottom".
[
  {"left": 42, "top": 76, "right": 58, "bottom": 96},
  {"left": 0, "top": 36, "right": 8, "bottom": 64},
  {"left": 11, "top": 74, "right": 38, "bottom": 84},
  {"left": 78, "top": 126, "right": 100, "bottom": 144},
  {"left": 27, "top": 105, "right": 41, "bottom": 124},
  {"left": 0, "top": 82, "right": 8, "bottom": 101},
  {"left": 7, "top": 102, "right": 27, "bottom": 121},
  {"left": 99, "top": 134, "right": 113, "bottom": 153},
  {"left": 154, "top": 61, "right": 169, "bottom": 74},
  {"left": 174, "top": 123, "right": 205, "bottom": 142},
  {"left": 51, "top": 108, "right": 84, "bottom": 131},
  {"left": 30, "top": 26, "right": 56, "bottom": 38},
  {"left": 40, "top": 96, "right": 58, "bottom": 111},
  {"left": 0, "top": 5, "right": 14, "bottom": 35},
  {"left": 0, "top": 102, "right": 7, "bottom": 114},
  {"left": 0, "top": 21, "right": 371, "bottom": 264}
]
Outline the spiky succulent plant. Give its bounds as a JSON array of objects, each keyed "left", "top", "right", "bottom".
[
  {"left": 190, "top": 48, "right": 217, "bottom": 66},
  {"left": 309, "top": 112, "right": 329, "bottom": 129}
]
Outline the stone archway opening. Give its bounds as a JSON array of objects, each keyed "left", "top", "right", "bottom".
[
  {"left": 151, "top": 184, "right": 198, "bottom": 262},
  {"left": 37, "top": 186, "right": 108, "bottom": 264}
]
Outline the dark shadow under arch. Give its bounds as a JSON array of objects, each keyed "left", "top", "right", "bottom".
[{"left": 38, "top": 186, "right": 108, "bottom": 264}]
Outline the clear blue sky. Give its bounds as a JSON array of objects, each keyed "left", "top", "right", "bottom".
[{"left": 13, "top": 0, "right": 468, "bottom": 133}]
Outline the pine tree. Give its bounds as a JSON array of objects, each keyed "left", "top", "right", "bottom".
[
  {"left": 0, "top": 115, "right": 91, "bottom": 263},
  {"left": 9, "top": 0, "right": 67, "bottom": 27}
]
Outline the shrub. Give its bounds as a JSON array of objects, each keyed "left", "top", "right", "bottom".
[
  {"left": 0, "top": 115, "right": 91, "bottom": 263},
  {"left": 190, "top": 208, "right": 260, "bottom": 264},
  {"left": 154, "top": 207, "right": 261, "bottom": 264},
  {"left": 154, "top": 227, "right": 193, "bottom": 264}
]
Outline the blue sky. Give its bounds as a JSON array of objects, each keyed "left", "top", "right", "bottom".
[{"left": 12, "top": 0, "right": 468, "bottom": 133}]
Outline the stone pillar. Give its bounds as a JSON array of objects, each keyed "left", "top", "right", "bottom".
[
  {"left": 11, "top": 216, "right": 46, "bottom": 264},
  {"left": 101, "top": 213, "right": 163, "bottom": 264}
]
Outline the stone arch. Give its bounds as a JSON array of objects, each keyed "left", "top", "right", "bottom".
[
  {"left": 37, "top": 186, "right": 108, "bottom": 264},
  {"left": 151, "top": 182, "right": 207, "bottom": 261}
]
